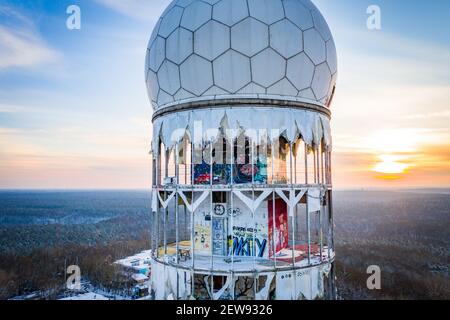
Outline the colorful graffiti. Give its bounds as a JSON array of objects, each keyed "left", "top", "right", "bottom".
[
  {"left": 230, "top": 236, "right": 267, "bottom": 258},
  {"left": 229, "top": 225, "right": 268, "bottom": 258},
  {"left": 193, "top": 157, "right": 267, "bottom": 185},
  {"left": 194, "top": 161, "right": 231, "bottom": 185},
  {"left": 194, "top": 224, "right": 211, "bottom": 253},
  {"left": 268, "top": 198, "right": 289, "bottom": 257},
  {"left": 234, "top": 157, "right": 267, "bottom": 184}
]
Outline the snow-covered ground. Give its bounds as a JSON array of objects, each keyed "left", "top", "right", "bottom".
[
  {"left": 60, "top": 292, "right": 109, "bottom": 300},
  {"left": 114, "top": 250, "right": 152, "bottom": 274}
]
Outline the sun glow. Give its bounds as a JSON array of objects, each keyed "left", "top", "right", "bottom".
[{"left": 373, "top": 155, "right": 409, "bottom": 174}]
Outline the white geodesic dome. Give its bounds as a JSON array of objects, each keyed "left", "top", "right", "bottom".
[{"left": 145, "top": 0, "right": 337, "bottom": 111}]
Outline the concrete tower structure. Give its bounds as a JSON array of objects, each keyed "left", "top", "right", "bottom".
[{"left": 146, "top": 0, "right": 337, "bottom": 300}]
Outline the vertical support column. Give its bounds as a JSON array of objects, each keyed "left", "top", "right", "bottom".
[
  {"left": 191, "top": 142, "right": 194, "bottom": 185},
  {"left": 164, "top": 149, "right": 169, "bottom": 257},
  {"left": 152, "top": 158, "right": 157, "bottom": 187},
  {"left": 184, "top": 138, "right": 187, "bottom": 185},
  {"left": 326, "top": 190, "right": 331, "bottom": 260},
  {"left": 251, "top": 138, "right": 256, "bottom": 270},
  {"left": 271, "top": 137, "right": 275, "bottom": 185},
  {"left": 163, "top": 190, "right": 167, "bottom": 256},
  {"left": 304, "top": 144, "right": 308, "bottom": 185},
  {"left": 289, "top": 144, "right": 295, "bottom": 267},
  {"left": 317, "top": 148, "right": 321, "bottom": 184},
  {"left": 175, "top": 143, "right": 180, "bottom": 299},
  {"left": 272, "top": 190, "right": 277, "bottom": 268},
  {"left": 328, "top": 151, "right": 332, "bottom": 186},
  {"left": 306, "top": 190, "right": 311, "bottom": 266},
  {"left": 156, "top": 196, "right": 160, "bottom": 259},
  {"left": 230, "top": 137, "right": 235, "bottom": 300},
  {"left": 294, "top": 141, "right": 297, "bottom": 184},
  {"left": 319, "top": 197, "right": 323, "bottom": 263},
  {"left": 209, "top": 142, "right": 214, "bottom": 300},
  {"left": 151, "top": 156, "right": 156, "bottom": 254},
  {"left": 190, "top": 188, "right": 195, "bottom": 298},
  {"left": 165, "top": 149, "right": 169, "bottom": 180},
  {"left": 321, "top": 146, "right": 325, "bottom": 185},
  {"left": 313, "top": 149, "right": 317, "bottom": 184},
  {"left": 329, "top": 190, "right": 335, "bottom": 255},
  {"left": 190, "top": 141, "right": 195, "bottom": 298}
]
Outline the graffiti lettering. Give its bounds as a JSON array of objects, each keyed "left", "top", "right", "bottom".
[{"left": 231, "top": 237, "right": 267, "bottom": 257}]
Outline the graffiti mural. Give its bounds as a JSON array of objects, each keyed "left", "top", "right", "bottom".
[
  {"left": 229, "top": 198, "right": 269, "bottom": 258},
  {"left": 268, "top": 198, "right": 289, "bottom": 257},
  {"left": 195, "top": 196, "right": 270, "bottom": 258},
  {"left": 194, "top": 224, "right": 211, "bottom": 253}
]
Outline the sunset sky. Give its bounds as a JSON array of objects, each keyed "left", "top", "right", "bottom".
[{"left": 0, "top": 0, "right": 449, "bottom": 189}]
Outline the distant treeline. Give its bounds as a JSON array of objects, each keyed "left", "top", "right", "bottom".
[
  {"left": 0, "top": 212, "right": 151, "bottom": 254},
  {"left": 0, "top": 238, "right": 150, "bottom": 300},
  {"left": 0, "top": 211, "right": 152, "bottom": 300}
]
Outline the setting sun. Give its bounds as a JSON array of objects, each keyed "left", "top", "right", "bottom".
[{"left": 373, "top": 155, "right": 409, "bottom": 174}]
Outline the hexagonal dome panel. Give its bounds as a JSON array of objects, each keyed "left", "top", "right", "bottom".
[
  {"left": 283, "top": 0, "right": 314, "bottom": 30},
  {"left": 174, "top": 88, "right": 194, "bottom": 100},
  {"left": 180, "top": 1, "right": 212, "bottom": 31},
  {"left": 298, "top": 88, "right": 315, "bottom": 100},
  {"left": 286, "top": 52, "right": 314, "bottom": 91},
  {"left": 195, "top": 21, "right": 230, "bottom": 61},
  {"left": 175, "top": 0, "right": 196, "bottom": 8},
  {"left": 311, "top": 63, "right": 331, "bottom": 100},
  {"left": 312, "top": 8, "right": 332, "bottom": 41},
  {"left": 146, "top": 70, "right": 159, "bottom": 102},
  {"left": 213, "top": 0, "right": 249, "bottom": 26},
  {"left": 213, "top": 50, "right": 251, "bottom": 93},
  {"left": 203, "top": 0, "right": 221, "bottom": 4},
  {"left": 251, "top": 48, "right": 285, "bottom": 87},
  {"left": 148, "top": 36, "right": 165, "bottom": 72},
  {"left": 157, "top": 90, "right": 174, "bottom": 106},
  {"left": 231, "top": 17, "right": 269, "bottom": 57},
  {"left": 204, "top": 86, "right": 229, "bottom": 96},
  {"left": 148, "top": 18, "right": 162, "bottom": 46},
  {"left": 158, "top": 6, "right": 183, "bottom": 38},
  {"left": 326, "top": 39, "right": 337, "bottom": 75},
  {"left": 166, "top": 28, "right": 193, "bottom": 64},
  {"left": 158, "top": 60, "right": 181, "bottom": 95},
  {"left": 304, "top": 29, "right": 326, "bottom": 65},
  {"left": 270, "top": 19, "right": 303, "bottom": 59},
  {"left": 248, "top": 0, "right": 284, "bottom": 25},
  {"left": 180, "top": 54, "right": 213, "bottom": 95},
  {"left": 237, "top": 83, "right": 266, "bottom": 94},
  {"left": 267, "top": 78, "right": 298, "bottom": 96}
]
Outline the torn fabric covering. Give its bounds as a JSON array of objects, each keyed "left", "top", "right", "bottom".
[
  {"left": 213, "top": 276, "right": 232, "bottom": 300},
  {"left": 151, "top": 260, "right": 166, "bottom": 300},
  {"left": 307, "top": 188, "right": 321, "bottom": 213},
  {"left": 276, "top": 271, "right": 296, "bottom": 299},
  {"left": 255, "top": 274, "right": 275, "bottom": 300},
  {"left": 177, "top": 269, "right": 192, "bottom": 300},
  {"left": 151, "top": 189, "right": 158, "bottom": 213},
  {"left": 166, "top": 266, "right": 178, "bottom": 299},
  {"left": 296, "top": 268, "right": 322, "bottom": 300},
  {"left": 151, "top": 107, "right": 331, "bottom": 155}
]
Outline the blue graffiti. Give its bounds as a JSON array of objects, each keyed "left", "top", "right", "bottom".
[{"left": 231, "top": 237, "right": 267, "bottom": 257}]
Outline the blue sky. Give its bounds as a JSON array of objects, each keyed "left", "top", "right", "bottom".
[{"left": 0, "top": 0, "right": 449, "bottom": 189}]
